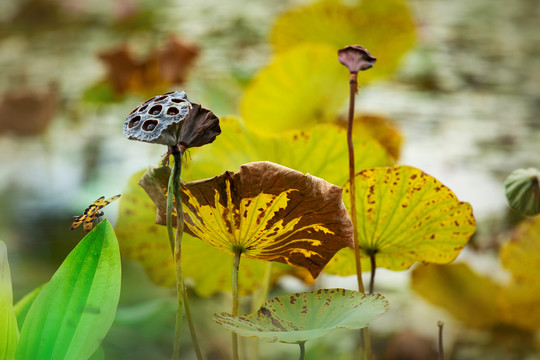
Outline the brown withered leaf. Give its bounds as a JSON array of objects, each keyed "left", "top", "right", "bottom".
[
  {"left": 0, "top": 83, "right": 58, "bottom": 136},
  {"left": 98, "top": 35, "right": 198, "bottom": 96},
  {"left": 138, "top": 165, "right": 177, "bottom": 227},
  {"left": 181, "top": 161, "right": 354, "bottom": 278}
]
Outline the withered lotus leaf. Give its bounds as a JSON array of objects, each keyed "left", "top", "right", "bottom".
[
  {"left": 137, "top": 165, "right": 177, "bottom": 227},
  {"left": 179, "top": 103, "right": 221, "bottom": 149},
  {"left": 181, "top": 161, "right": 354, "bottom": 278}
]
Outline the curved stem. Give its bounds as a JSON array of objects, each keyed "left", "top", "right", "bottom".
[
  {"left": 298, "top": 341, "right": 306, "bottom": 360},
  {"left": 170, "top": 149, "right": 203, "bottom": 360},
  {"left": 369, "top": 253, "right": 376, "bottom": 294},
  {"left": 232, "top": 249, "right": 242, "bottom": 360},
  {"left": 438, "top": 321, "right": 445, "bottom": 360}
]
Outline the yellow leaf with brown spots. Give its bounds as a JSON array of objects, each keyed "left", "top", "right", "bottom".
[
  {"left": 325, "top": 165, "right": 475, "bottom": 274},
  {"left": 181, "top": 161, "right": 354, "bottom": 278}
]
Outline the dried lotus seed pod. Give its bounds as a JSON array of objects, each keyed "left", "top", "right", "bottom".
[
  {"left": 504, "top": 168, "right": 540, "bottom": 216},
  {"left": 123, "top": 91, "right": 192, "bottom": 146}
]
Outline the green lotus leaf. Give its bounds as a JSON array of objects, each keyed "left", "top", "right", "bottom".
[
  {"left": 213, "top": 289, "right": 389, "bottom": 343},
  {"left": 116, "top": 169, "right": 291, "bottom": 296},
  {"left": 411, "top": 263, "right": 500, "bottom": 329},
  {"left": 271, "top": 0, "right": 416, "bottom": 81},
  {"left": 181, "top": 161, "right": 354, "bottom": 278},
  {"left": 325, "top": 165, "right": 476, "bottom": 274},
  {"left": 240, "top": 44, "right": 348, "bottom": 134},
  {"left": 184, "top": 116, "right": 394, "bottom": 186},
  {"left": 504, "top": 168, "right": 540, "bottom": 216},
  {"left": 16, "top": 220, "right": 120, "bottom": 360},
  {"left": 0, "top": 241, "right": 18, "bottom": 359}
]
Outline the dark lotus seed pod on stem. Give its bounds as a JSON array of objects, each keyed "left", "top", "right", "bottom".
[
  {"left": 338, "top": 45, "right": 377, "bottom": 74},
  {"left": 123, "top": 91, "right": 192, "bottom": 146}
]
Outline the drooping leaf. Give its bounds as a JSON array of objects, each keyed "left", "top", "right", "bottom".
[
  {"left": 411, "top": 263, "right": 500, "bottom": 328},
  {"left": 116, "top": 169, "right": 291, "bottom": 296},
  {"left": 184, "top": 117, "right": 394, "bottom": 186},
  {"left": 504, "top": 168, "right": 540, "bottom": 216},
  {"left": 15, "top": 221, "right": 121, "bottom": 360},
  {"left": 213, "top": 289, "right": 389, "bottom": 343},
  {"left": 270, "top": 0, "right": 416, "bottom": 81},
  {"left": 240, "top": 44, "right": 348, "bottom": 134},
  {"left": 181, "top": 161, "right": 354, "bottom": 278},
  {"left": 13, "top": 283, "right": 46, "bottom": 330},
  {"left": 0, "top": 241, "right": 18, "bottom": 360},
  {"left": 326, "top": 166, "right": 476, "bottom": 274}
]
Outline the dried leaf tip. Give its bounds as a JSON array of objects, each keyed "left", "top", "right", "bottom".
[
  {"left": 179, "top": 103, "right": 221, "bottom": 151},
  {"left": 338, "top": 45, "right": 376, "bottom": 73}
]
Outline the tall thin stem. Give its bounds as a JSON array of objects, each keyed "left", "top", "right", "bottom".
[
  {"left": 232, "top": 248, "right": 242, "bottom": 360},
  {"left": 251, "top": 262, "right": 273, "bottom": 360},
  {"left": 369, "top": 253, "right": 376, "bottom": 294},
  {"left": 346, "top": 73, "right": 372, "bottom": 360},
  {"left": 346, "top": 73, "right": 365, "bottom": 294},
  {"left": 170, "top": 149, "right": 203, "bottom": 360}
]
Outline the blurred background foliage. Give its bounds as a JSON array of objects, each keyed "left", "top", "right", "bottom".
[{"left": 0, "top": 0, "right": 539, "bottom": 359}]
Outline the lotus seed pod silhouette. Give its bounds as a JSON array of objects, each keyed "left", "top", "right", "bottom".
[{"left": 338, "top": 45, "right": 376, "bottom": 73}]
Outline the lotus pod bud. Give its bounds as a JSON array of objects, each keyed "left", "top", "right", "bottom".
[
  {"left": 504, "top": 168, "right": 540, "bottom": 216},
  {"left": 123, "top": 91, "right": 192, "bottom": 146}
]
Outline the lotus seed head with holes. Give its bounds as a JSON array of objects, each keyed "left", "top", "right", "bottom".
[{"left": 123, "top": 91, "right": 192, "bottom": 146}]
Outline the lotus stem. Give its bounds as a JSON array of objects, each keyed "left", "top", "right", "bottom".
[
  {"left": 369, "top": 252, "right": 376, "bottom": 294},
  {"left": 232, "top": 248, "right": 242, "bottom": 360},
  {"left": 438, "top": 321, "right": 445, "bottom": 360},
  {"left": 251, "top": 262, "right": 273, "bottom": 360},
  {"left": 298, "top": 341, "right": 306, "bottom": 360},
  {"left": 346, "top": 71, "right": 372, "bottom": 360},
  {"left": 169, "top": 148, "right": 203, "bottom": 360}
]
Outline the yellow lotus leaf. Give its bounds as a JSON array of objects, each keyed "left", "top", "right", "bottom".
[
  {"left": 343, "top": 114, "right": 403, "bottom": 160},
  {"left": 500, "top": 216, "right": 540, "bottom": 287},
  {"left": 411, "top": 264, "right": 500, "bottom": 328},
  {"left": 184, "top": 116, "right": 394, "bottom": 187},
  {"left": 326, "top": 166, "right": 476, "bottom": 274},
  {"left": 271, "top": 0, "right": 416, "bottom": 81},
  {"left": 181, "top": 161, "right": 354, "bottom": 278},
  {"left": 240, "top": 44, "right": 348, "bottom": 134},
  {"left": 116, "top": 168, "right": 288, "bottom": 296},
  {"left": 497, "top": 216, "right": 540, "bottom": 331}
]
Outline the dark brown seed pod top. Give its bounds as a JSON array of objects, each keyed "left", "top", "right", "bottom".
[
  {"left": 338, "top": 45, "right": 376, "bottom": 73},
  {"left": 123, "top": 91, "right": 192, "bottom": 146}
]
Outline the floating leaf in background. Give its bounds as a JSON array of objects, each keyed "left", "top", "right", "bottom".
[
  {"left": 15, "top": 220, "right": 121, "bottom": 360},
  {"left": 0, "top": 83, "right": 58, "bottom": 136},
  {"left": 96, "top": 35, "right": 198, "bottom": 98},
  {"left": 240, "top": 44, "right": 348, "bottom": 133},
  {"left": 184, "top": 117, "right": 394, "bottom": 185},
  {"left": 181, "top": 161, "right": 354, "bottom": 278},
  {"left": 411, "top": 263, "right": 500, "bottom": 329},
  {"left": 270, "top": 0, "right": 415, "bottom": 80},
  {"left": 0, "top": 241, "right": 18, "bottom": 359},
  {"left": 325, "top": 166, "right": 476, "bottom": 274},
  {"left": 504, "top": 168, "right": 540, "bottom": 216},
  {"left": 213, "top": 289, "right": 389, "bottom": 343},
  {"left": 117, "top": 169, "right": 291, "bottom": 296}
]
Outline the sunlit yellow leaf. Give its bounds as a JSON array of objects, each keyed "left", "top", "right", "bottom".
[
  {"left": 116, "top": 169, "right": 292, "bottom": 296},
  {"left": 271, "top": 0, "right": 416, "bottom": 81},
  {"left": 181, "top": 161, "right": 354, "bottom": 278},
  {"left": 240, "top": 44, "right": 348, "bottom": 134},
  {"left": 411, "top": 264, "right": 500, "bottom": 328},
  {"left": 347, "top": 114, "right": 403, "bottom": 160},
  {"left": 498, "top": 283, "right": 540, "bottom": 332},
  {"left": 184, "top": 116, "right": 394, "bottom": 187},
  {"left": 326, "top": 166, "right": 476, "bottom": 274}
]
